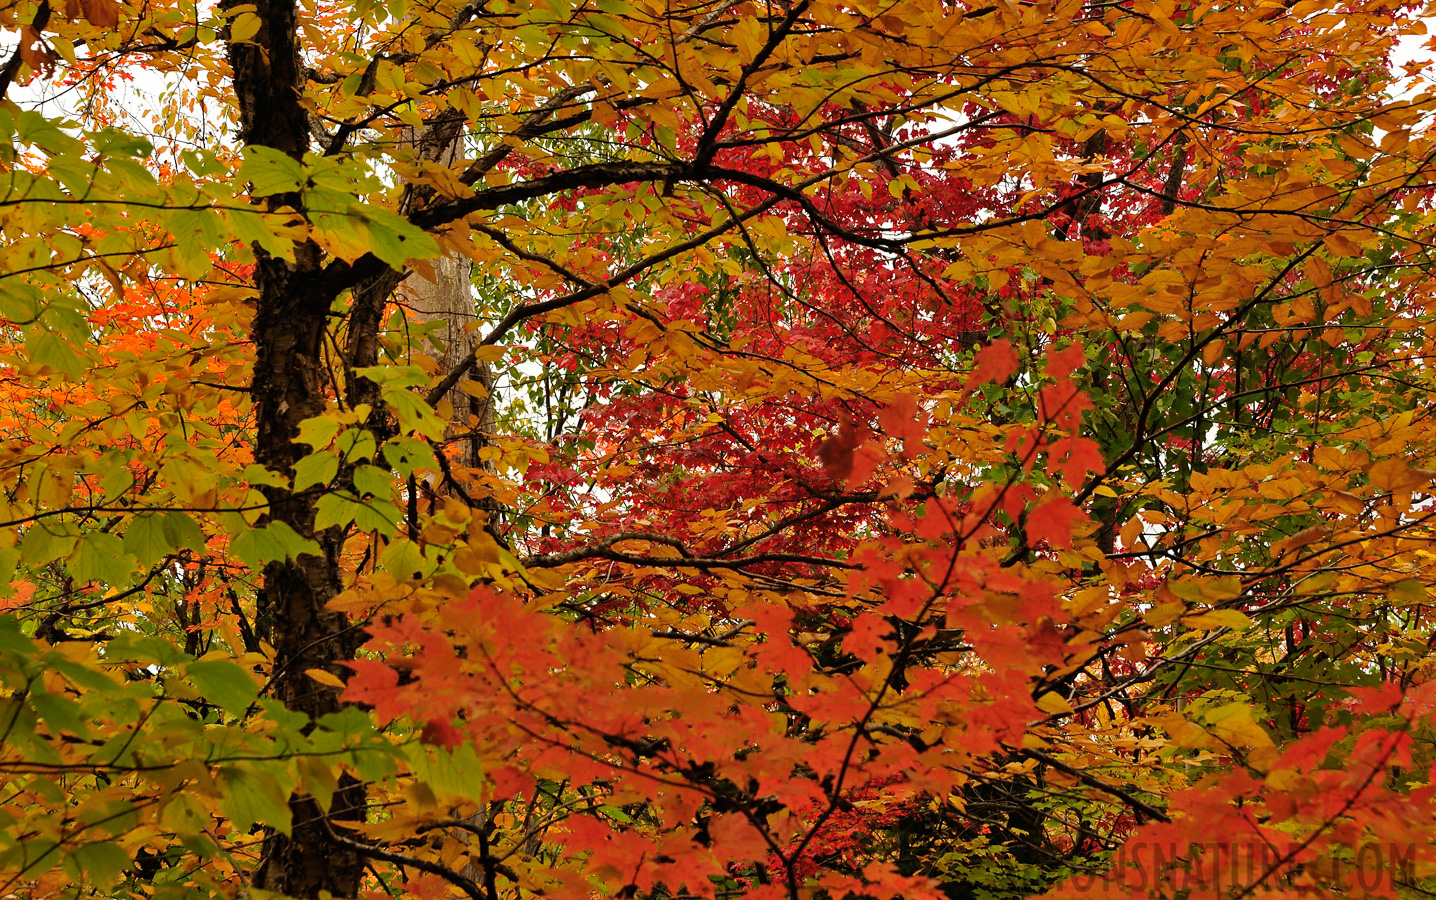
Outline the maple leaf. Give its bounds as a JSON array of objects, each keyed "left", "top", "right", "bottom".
[
  {"left": 1025, "top": 495, "right": 1087, "bottom": 550},
  {"left": 876, "top": 392, "right": 930, "bottom": 459},
  {"left": 1047, "top": 435, "right": 1105, "bottom": 488},
  {"left": 419, "top": 717, "right": 465, "bottom": 749},
  {"left": 819, "top": 417, "right": 884, "bottom": 488},
  {"left": 1044, "top": 341, "right": 1087, "bottom": 378},
  {"left": 965, "top": 339, "right": 1020, "bottom": 391},
  {"left": 844, "top": 612, "right": 893, "bottom": 662}
]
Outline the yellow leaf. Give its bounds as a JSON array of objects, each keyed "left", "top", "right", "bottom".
[
  {"left": 231, "top": 12, "right": 262, "bottom": 43},
  {"left": 1386, "top": 579, "right": 1427, "bottom": 605},
  {"left": 1321, "top": 232, "right": 1361, "bottom": 257},
  {"left": 1272, "top": 524, "right": 1331, "bottom": 559},
  {"left": 1185, "top": 609, "right": 1251, "bottom": 631},
  {"left": 1036, "top": 692, "right": 1074, "bottom": 715},
  {"left": 1207, "top": 702, "right": 1274, "bottom": 748},
  {"left": 305, "top": 668, "right": 346, "bottom": 688},
  {"left": 1145, "top": 601, "right": 1185, "bottom": 627},
  {"left": 1367, "top": 458, "right": 1436, "bottom": 492}
]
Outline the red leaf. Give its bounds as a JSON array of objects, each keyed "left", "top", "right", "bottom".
[
  {"left": 420, "top": 717, "right": 464, "bottom": 749},
  {"left": 965, "top": 339, "right": 1019, "bottom": 390},
  {"left": 1044, "top": 340, "right": 1087, "bottom": 378},
  {"left": 1347, "top": 682, "right": 1404, "bottom": 713},
  {"left": 844, "top": 612, "right": 891, "bottom": 662},
  {"left": 818, "top": 417, "right": 882, "bottom": 488},
  {"left": 876, "top": 392, "right": 928, "bottom": 458},
  {"left": 1048, "top": 435, "right": 1105, "bottom": 488},
  {"left": 19, "top": 27, "right": 53, "bottom": 78},
  {"left": 1026, "top": 495, "right": 1086, "bottom": 550},
  {"left": 1038, "top": 378, "right": 1091, "bottom": 422}
]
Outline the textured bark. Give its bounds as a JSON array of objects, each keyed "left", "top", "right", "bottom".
[
  {"left": 225, "top": 1, "right": 367, "bottom": 896},
  {"left": 1160, "top": 131, "right": 1190, "bottom": 218},
  {"left": 397, "top": 118, "right": 497, "bottom": 490},
  {"left": 393, "top": 118, "right": 502, "bottom": 886},
  {"left": 404, "top": 253, "right": 493, "bottom": 472},
  {"left": 1065, "top": 128, "right": 1108, "bottom": 241},
  {"left": 224, "top": 0, "right": 309, "bottom": 161},
  {"left": 247, "top": 275, "right": 368, "bottom": 897}
]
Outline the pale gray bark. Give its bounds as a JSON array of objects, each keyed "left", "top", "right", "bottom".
[{"left": 397, "top": 122, "right": 497, "bottom": 482}]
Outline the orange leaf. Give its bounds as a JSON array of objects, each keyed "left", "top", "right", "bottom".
[
  {"left": 819, "top": 417, "right": 882, "bottom": 488},
  {"left": 1026, "top": 495, "right": 1086, "bottom": 550},
  {"left": 1044, "top": 340, "right": 1086, "bottom": 378},
  {"left": 1367, "top": 458, "right": 1436, "bottom": 493},
  {"left": 965, "top": 339, "right": 1019, "bottom": 390},
  {"left": 876, "top": 392, "right": 928, "bottom": 458},
  {"left": 77, "top": 0, "right": 119, "bottom": 27},
  {"left": 19, "top": 27, "right": 54, "bottom": 78}
]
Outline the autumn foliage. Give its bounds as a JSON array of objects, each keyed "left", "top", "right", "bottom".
[{"left": 1, "top": 0, "right": 1436, "bottom": 898}]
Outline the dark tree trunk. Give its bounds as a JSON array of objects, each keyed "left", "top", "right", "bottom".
[
  {"left": 225, "top": 1, "right": 368, "bottom": 895},
  {"left": 247, "top": 269, "right": 368, "bottom": 899}
]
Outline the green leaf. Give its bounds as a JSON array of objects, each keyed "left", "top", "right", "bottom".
[
  {"left": 69, "top": 841, "right": 132, "bottom": 889},
  {"left": 167, "top": 208, "right": 222, "bottom": 271},
  {"left": 185, "top": 660, "right": 259, "bottom": 716},
  {"left": 21, "top": 522, "right": 78, "bottom": 566},
  {"left": 405, "top": 741, "right": 486, "bottom": 802},
  {"left": 68, "top": 531, "right": 132, "bottom": 585},
  {"left": 383, "top": 436, "right": 437, "bottom": 478},
  {"left": 0, "top": 547, "right": 18, "bottom": 589},
  {"left": 242, "top": 462, "right": 288, "bottom": 489},
  {"left": 337, "top": 427, "right": 377, "bottom": 462},
  {"left": 229, "top": 520, "right": 322, "bottom": 569},
  {"left": 17, "top": 110, "right": 83, "bottom": 156},
  {"left": 91, "top": 126, "right": 153, "bottom": 158},
  {"left": 224, "top": 206, "right": 295, "bottom": 261},
  {"left": 293, "top": 450, "right": 339, "bottom": 491},
  {"left": 352, "top": 365, "right": 429, "bottom": 388},
  {"left": 0, "top": 839, "right": 61, "bottom": 879},
  {"left": 161, "top": 794, "right": 211, "bottom": 837},
  {"left": 356, "top": 205, "right": 440, "bottom": 268},
  {"left": 296, "top": 414, "right": 343, "bottom": 450},
  {"left": 163, "top": 512, "right": 207, "bottom": 554},
  {"left": 383, "top": 387, "right": 447, "bottom": 441},
  {"left": 26, "top": 328, "right": 86, "bottom": 378},
  {"left": 98, "top": 461, "right": 134, "bottom": 500},
  {"left": 104, "top": 632, "right": 191, "bottom": 668},
  {"left": 239, "top": 145, "right": 304, "bottom": 196},
  {"left": 0, "top": 283, "right": 42, "bottom": 322},
  {"left": 354, "top": 497, "right": 400, "bottom": 538},
  {"left": 123, "top": 514, "right": 169, "bottom": 566},
  {"left": 218, "top": 763, "right": 292, "bottom": 834},
  {"left": 378, "top": 538, "right": 428, "bottom": 580},
  {"left": 1387, "top": 579, "right": 1426, "bottom": 604},
  {"left": 314, "top": 492, "right": 363, "bottom": 532},
  {"left": 296, "top": 755, "right": 338, "bottom": 813},
  {"left": 30, "top": 691, "right": 86, "bottom": 737},
  {"left": 45, "top": 656, "right": 119, "bottom": 694},
  {"left": 352, "top": 464, "right": 391, "bottom": 497}
]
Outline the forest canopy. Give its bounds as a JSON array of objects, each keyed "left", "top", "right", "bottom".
[{"left": 0, "top": 0, "right": 1434, "bottom": 898}]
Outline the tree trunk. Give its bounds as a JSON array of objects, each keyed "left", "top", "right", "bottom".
[
  {"left": 226, "top": 1, "right": 368, "bottom": 896},
  {"left": 397, "top": 120, "right": 497, "bottom": 502},
  {"left": 248, "top": 283, "right": 368, "bottom": 897},
  {"left": 404, "top": 253, "right": 496, "bottom": 477},
  {"left": 395, "top": 119, "right": 505, "bottom": 884},
  {"left": 227, "top": 9, "right": 503, "bottom": 895}
]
